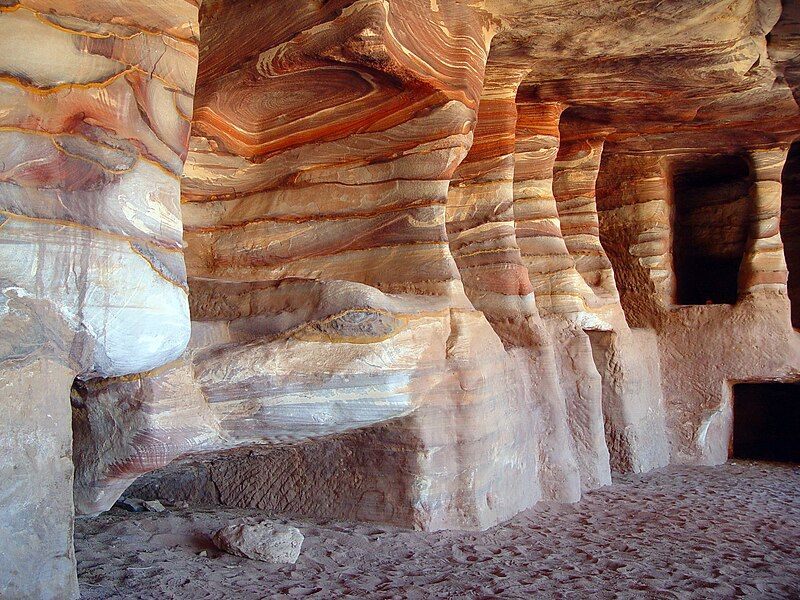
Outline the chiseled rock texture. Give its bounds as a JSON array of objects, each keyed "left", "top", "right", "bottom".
[{"left": 2, "top": 0, "right": 800, "bottom": 597}]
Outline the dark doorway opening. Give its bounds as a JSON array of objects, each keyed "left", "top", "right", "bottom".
[
  {"left": 672, "top": 155, "right": 752, "bottom": 305},
  {"left": 732, "top": 383, "right": 800, "bottom": 462},
  {"left": 781, "top": 141, "right": 800, "bottom": 329}
]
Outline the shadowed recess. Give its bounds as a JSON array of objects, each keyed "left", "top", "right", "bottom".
[
  {"left": 671, "top": 155, "right": 752, "bottom": 306},
  {"left": 732, "top": 383, "right": 800, "bottom": 462}
]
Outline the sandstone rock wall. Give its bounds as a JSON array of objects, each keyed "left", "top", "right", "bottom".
[
  {"left": 2, "top": 1, "right": 800, "bottom": 597},
  {"left": 596, "top": 147, "right": 800, "bottom": 464},
  {"left": 0, "top": 2, "right": 199, "bottom": 597},
  {"left": 79, "top": 0, "right": 800, "bottom": 526}
]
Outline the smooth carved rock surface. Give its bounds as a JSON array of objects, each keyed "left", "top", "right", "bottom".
[{"left": 1, "top": 1, "right": 800, "bottom": 597}]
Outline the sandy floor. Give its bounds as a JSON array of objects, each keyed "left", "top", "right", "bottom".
[{"left": 76, "top": 461, "right": 800, "bottom": 599}]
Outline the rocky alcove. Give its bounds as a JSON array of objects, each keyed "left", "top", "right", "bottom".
[
  {"left": 671, "top": 155, "right": 752, "bottom": 306},
  {"left": 732, "top": 382, "right": 800, "bottom": 462}
]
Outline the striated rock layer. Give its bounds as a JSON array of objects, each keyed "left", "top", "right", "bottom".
[
  {"left": 1, "top": 0, "right": 800, "bottom": 596},
  {"left": 0, "top": 1, "right": 198, "bottom": 597}
]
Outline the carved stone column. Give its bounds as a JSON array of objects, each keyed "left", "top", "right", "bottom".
[{"left": 741, "top": 147, "right": 790, "bottom": 296}]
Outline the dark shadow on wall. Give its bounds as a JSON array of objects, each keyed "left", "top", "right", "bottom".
[
  {"left": 671, "top": 155, "right": 752, "bottom": 305},
  {"left": 781, "top": 141, "right": 800, "bottom": 329},
  {"left": 126, "top": 419, "right": 424, "bottom": 527},
  {"left": 732, "top": 383, "right": 800, "bottom": 462},
  {"left": 584, "top": 329, "right": 628, "bottom": 472}
]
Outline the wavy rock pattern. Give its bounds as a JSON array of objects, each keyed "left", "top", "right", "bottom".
[
  {"left": 1, "top": 1, "right": 800, "bottom": 598},
  {"left": 0, "top": 1, "right": 198, "bottom": 597}
]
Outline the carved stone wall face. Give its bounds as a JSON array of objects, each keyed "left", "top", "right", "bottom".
[
  {"left": 0, "top": 1, "right": 198, "bottom": 596},
  {"left": 75, "top": 0, "right": 583, "bottom": 532},
  {"left": 1, "top": 1, "right": 800, "bottom": 597},
  {"left": 596, "top": 146, "right": 800, "bottom": 465}
]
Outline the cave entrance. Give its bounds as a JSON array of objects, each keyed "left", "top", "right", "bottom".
[
  {"left": 781, "top": 141, "right": 800, "bottom": 329},
  {"left": 671, "top": 154, "right": 752, "bottom": 305},
  {"left": 732, "top": 383, "right": 800, "bottom": 462}
]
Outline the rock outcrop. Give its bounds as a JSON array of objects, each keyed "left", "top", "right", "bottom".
[
  {"left": 0, "top": 1, "right": 198, "bottom": 597},
  {"left": 1, "top": 0, "right": 800, "bottom": 597}
]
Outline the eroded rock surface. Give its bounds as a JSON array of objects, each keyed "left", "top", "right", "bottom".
[
  {"left": 2, "top": 1, "right": 800, "bottom": 597},
  {"left": 212, "top": 520, "right": 304, "bottom": 564},
  {"left": 0, "top": 1, "right": 198, "bottom": 597},
  {"left": 75, "top": 0, "right": 800, "bottom": 524}
]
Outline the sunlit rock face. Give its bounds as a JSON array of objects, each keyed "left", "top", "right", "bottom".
[
  {"left": 0, "top": 1, "right": 198, "bottom": 597},
  {"left": 75, "top": 0, "right": 800, "bottom": 527},
  {"left": 2, "top": 0, "right": 800, "bottom": 596},
  {"left": 75, "top": 0, "right": 581, "bottom": 531}
]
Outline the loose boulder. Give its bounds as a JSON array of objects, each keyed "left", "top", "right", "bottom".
[{"left": 212, "top": 521, "right": 304, "bottom": 564}]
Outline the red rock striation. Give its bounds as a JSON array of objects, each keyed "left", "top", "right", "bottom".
[
  {"left": 1, "top": 1, "right": 800, "bottom": 597},
  {"left": 0, "top": 1, "right": 198, "bottom": 597}
]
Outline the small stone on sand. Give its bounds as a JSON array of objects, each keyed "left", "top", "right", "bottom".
[
  {"left": 212, "top": 521, "right": 303, "bottom": 564},
  {"left": 143, "top": 500, "right": 166, "bottom": 513}
]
